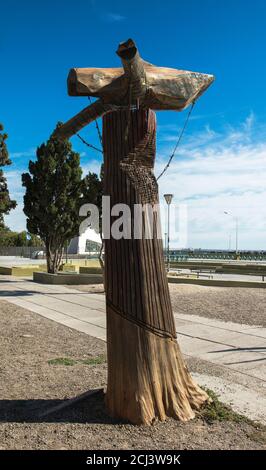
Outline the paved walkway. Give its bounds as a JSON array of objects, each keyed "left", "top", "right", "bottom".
[{"left": 1, "top": 275, "right": 266, "bottom": 424}]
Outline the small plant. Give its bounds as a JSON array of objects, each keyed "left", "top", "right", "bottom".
[
  {"left": 81, "top": 355, "right": 106, "bottom": 365},
  {"left": 48, "top": 357, "right": 77, "bottom": 366},
  {"left": 48, "top": 355, "right": 106, "bottom": 366},
  {"left": 200, "top": 388, "right": 252, "bottom": 424}
]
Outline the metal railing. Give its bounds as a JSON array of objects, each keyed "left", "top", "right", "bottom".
[{"left": 0, "top": 246, "right": 44, "bottom": 257}]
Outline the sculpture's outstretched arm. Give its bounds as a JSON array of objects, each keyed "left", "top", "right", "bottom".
[{"left": 52, "top": 99, "right": 117, "bottom": 140}]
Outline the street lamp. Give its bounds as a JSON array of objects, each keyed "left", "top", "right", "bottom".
[
  {"left": 228, "top": 233, "right": 231, "bottom": 251},
  {"left": 224, "top": 211, "right": 238, "bottom": 254},
  {"left": 164, "top": 194, "right": 174, "bottom": 272},
  {"left": 164, "top": 231, "right": 167, "bottom": 255}
]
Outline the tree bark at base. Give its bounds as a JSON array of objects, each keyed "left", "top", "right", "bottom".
[
  {"left": 103, "top": 108, "right": 209, "bottom": 425},
  {"left": 106, "top": 307, "right": 208, "bottom": 425}
]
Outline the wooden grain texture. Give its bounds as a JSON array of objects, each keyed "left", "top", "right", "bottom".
[
  {"left": 52, "top": 100, "right": 117, "bottom": 140},
  {"left": 103, "top": 108, "right": 175, "bottom": 337},
  {"left": 57, "top": 39, "right": 214, "bottom": 140},
  {"left": 103, "top": 108, "right": 209, "bottom": 424},
  {"left": 67, "top": 38, "right": 214, "bottom": 111},
  {"left": 106, "top": 308, "right": 209, "bottom": 424},
  {"left": 68, "top": 64, "right": 214, "bottom": 110},
  {"left": 116, "top": 38, "right": 147, "bottom": 102}
]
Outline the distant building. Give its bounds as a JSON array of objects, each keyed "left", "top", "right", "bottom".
[{"left": 68, "top": 228, "right": 101, "bottom": 255}]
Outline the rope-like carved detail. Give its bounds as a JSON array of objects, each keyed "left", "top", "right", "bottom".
[
  {"left": 107, "top": 299, "right": 177, "bottom": 340},
  {"left": 120, "top": 123, "right": 158, "bottom": 204}
]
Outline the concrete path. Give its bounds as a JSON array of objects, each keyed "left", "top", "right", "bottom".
[
  {"left": 173, "top": 268, "right": 266, "bottom": 282},
  {"left": 0, "top": 275, "right": 266, "bottom": 424},
  {"left": 0, "top": 256, "right": 46, "bottom": 266}
]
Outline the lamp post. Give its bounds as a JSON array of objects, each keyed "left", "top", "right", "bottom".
[
  {"left": 224, "top": 211, "right": 238, "bottom": 255},
  {"left": 164, "top": 231, "right": 167, "bottom": 257},
  {"left": 228, "top": 233, "right": 231, "bottom": 251},
  {"left": 164, "top": 194, "right": 174, "bottom": 272}
]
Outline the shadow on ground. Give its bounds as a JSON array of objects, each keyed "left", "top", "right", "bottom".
[
  {"left": 208, "top": 346, "right": 266, "bottom": 365},
  {"left": 0, "top": 290, "right": 38, "bottom": 297},
  {"left": 0, "top": 288, "right": 104, "bottom": 296},
  {"left": 0, "top": 390, "right": 122, "bottom": 424}
]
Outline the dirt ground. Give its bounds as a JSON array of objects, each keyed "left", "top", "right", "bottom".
[
  {"left": 71, "top": 283, "right": 266, "bottom": 327},
  {"left": 168, "top": 284, "right": 266, "bottom": 327},
  {"left": 0, "top": 299, "right": 265, "bottom": 450}
]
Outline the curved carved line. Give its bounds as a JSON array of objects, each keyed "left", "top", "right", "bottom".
[{"left": 107, "top": 299, "right": 177, "bottom": 339}]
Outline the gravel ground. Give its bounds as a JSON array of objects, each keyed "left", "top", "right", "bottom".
[
  {"left": 70, "top": 283, "right": 266, "bottom": 327},
  {"left": 168, "top": 284, "right": 266, "bottom": 327},
  {"left": 0, "top": 299, "right": 265, "bottom": 450}
]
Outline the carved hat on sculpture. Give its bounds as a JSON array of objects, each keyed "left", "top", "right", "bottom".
[{"left": 54, "top": 38, "right": 214, "bottom": 140}]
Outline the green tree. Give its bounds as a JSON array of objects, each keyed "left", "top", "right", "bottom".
[
  {"left": 22, "top": 125, "right": 89, "bottom": 273},
  {"left": 0, "top": 123, "right": 16, "bottom": 229},
  {"left": 83, "top": 165, "right": 103, "bottom": 229},
  {"left": 0, "top": 229, "right": 44, "bottom": 248},
  {"left": 0, "top": 228, "right": 18, "bottom": 247},
  {"left": 15, "top": 231, "right": 44, "bottom": 247},
  {"left": 83, "top": 166, "right": 104, "bottom": 267}
]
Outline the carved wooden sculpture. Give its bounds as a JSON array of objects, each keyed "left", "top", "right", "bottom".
[{"left": 54, "top": 39, "right": 214, "bottom": 424}]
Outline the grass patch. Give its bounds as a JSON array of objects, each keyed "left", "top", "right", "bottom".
[
  {"left": 48, "top": 355, "right": 106, "bottom": 367},
  {"left": 247, "top": 429, "right": 266, "bottom": 445},
  {"left": 81, "top": 355, "right": 106, "bottom": 366},
  {"left": 201, "top": 391, "right": 266, "bottom": 443},
  {"left": 48, "top": 357, "right": 77, "bottom": 366},
  {"left": 200, "top": 388, "right": 252, "bottom": 424}
]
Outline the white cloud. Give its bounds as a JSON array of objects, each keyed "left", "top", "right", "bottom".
[
  {"left": 4, "top": 170, "right": 25, "bottom": 231},
  {"left": 156, "top": 114, "right": 266, "bottom": 249},
  {"left": 5, "top": 202, "right": 26, "bottom": 233},
  {"left": 10, "top": 149, "right": 36, "bottom": 160},
  {"left": 102, "top": 12, "right": 126, "bottom": 22},
  {"left": 243, "top": 111, "right": 255, "bottom": 133},
  {"left": 82, "top": 159, "right": 102, "bottom": 176}
]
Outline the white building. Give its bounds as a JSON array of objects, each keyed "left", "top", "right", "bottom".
[{"left": 68, "top": 228, "right": 101, "bottom": 255}]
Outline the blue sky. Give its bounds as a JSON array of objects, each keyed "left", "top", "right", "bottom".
[{"left": 1, "top": 0, "right": 266, "bottom": 249}]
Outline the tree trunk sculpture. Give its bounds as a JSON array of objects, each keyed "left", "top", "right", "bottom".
[
  {"left": 103, "top": 108, "right": 208, "bottom": 424},
  {"left": 54, "top": 39, "right": 214, "bottom": 425}
]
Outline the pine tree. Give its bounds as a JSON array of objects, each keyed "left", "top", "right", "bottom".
[
  {"left": 22, "top": 124, "right": 90, "bottom": 273},
  {"left": 0, "top": 123, "right": 16, "bottom": 229},
  {"left": 83, "top": 167, "right": 104, "bottom": 269},
  {"left": 83, "top": 165, "right": 103, "bottom": 229}
]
